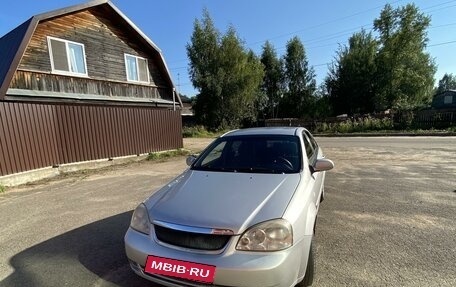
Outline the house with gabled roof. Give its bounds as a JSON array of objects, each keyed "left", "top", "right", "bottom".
[
  {"left": 431, "top": 90, "right": 456, "bottom": 109},
  {"left": 0, "top": 0, "right": 183, "bottom": 181}
]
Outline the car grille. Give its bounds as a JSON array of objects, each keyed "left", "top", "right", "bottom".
[{"left": 154, "top": 224, "right": 231, "bottom": 251}]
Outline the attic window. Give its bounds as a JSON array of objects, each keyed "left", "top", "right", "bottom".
[
  {"left": 125, "top": 54, "right": 149, "bottom": 83},
  {"left": 47, "top": 37, "right": 87, "bottom": 76},
  {"left": 444, "top": 95, "right": 453, "bottom": 104}
]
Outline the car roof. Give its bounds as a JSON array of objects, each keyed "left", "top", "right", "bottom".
[{"left": 221, "top": 127, "right": 306, "bottom": 137}]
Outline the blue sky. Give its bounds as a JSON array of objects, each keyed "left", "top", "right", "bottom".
[{"left": 1, "top": 0, "right": 455, "bottom": 97}]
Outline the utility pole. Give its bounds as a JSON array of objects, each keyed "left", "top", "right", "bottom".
[{"left": 177, "top": 73, "right": 181, "bottom": 93}]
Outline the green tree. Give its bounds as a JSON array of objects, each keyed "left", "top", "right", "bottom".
[
  {"left": 314, "top": 82, "right": 333, "bottom": 118},
  {"left": 326, "top": 30, "right": 378, "bottom": 115},
  {"left": 436, "top": 73, "right": 456, "bottom": 94},
  {"left": 374, "top": 4, "right": 436, "bottom": 109},
  {"left": 260, "top": 41, "right": 284, "bottom": 118},
  {"left": 187, "top": 10, "right": 264, "bottom": 130},
  {"left": 281, "top": 37, "right": 316, "bottom": 118},
  {"left": 187, "top": 9, "right": 221, "bottom": 128},
  {"left": 218, "top": 29, "right": 264, "bottom": 127}
]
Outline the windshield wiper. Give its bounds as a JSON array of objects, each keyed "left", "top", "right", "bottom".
[
  {"left": 231, "top": 167, "right": 283, "bottom": 174},
  {"left": 193, "top": 166, "right": 287, "bottom": 174},
  {"left": 192, "top": 166, "right": 237, "bottom": 172}
]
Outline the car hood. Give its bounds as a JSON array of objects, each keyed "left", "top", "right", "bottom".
[{"left": 146, "top": 170, "right": 301, "bottom": 234}]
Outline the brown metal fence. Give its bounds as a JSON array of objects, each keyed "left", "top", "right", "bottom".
[{"left": 0, "top": 102, "right": 183, "bottom": 176}]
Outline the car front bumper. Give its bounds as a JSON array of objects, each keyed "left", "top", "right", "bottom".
[{"left": 124, "top": 227, "right": 312, "bottom": 287}]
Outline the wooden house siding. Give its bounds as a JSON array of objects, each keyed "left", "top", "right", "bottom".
[
  {"left": 0, "top": 1, "right": 184, "bottom": 179},
  {"left": 432, "top": 91, "right": 456, "bottom": 109},
  {"left": 0, "top": 101, "right": 183, "bottom": 176},
  {"left": 17, "top": 7, "right": 170, "bottom": 96},
  {"left": 10, "top": 70, "right": 172, "bottom": 100}
]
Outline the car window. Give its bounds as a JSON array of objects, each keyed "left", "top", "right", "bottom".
[
  {"left": 302, "top": 132, "right": 317, "bottom": 163},
  {"left": 304, "top": 130, "right": 318, "bottom": 151},
  {"left": 302, "top": 133, "right": 314, "bottom": 158},
  {"left": 200, "top": 141, "right": 226, "bottom": 167},
  {"left": 193, "top": 135, "right": 301, "bottom": 174}
]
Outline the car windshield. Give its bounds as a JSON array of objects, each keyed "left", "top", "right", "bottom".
[{"left": 192, "top": 135, "right": 301, "bottom": 174}]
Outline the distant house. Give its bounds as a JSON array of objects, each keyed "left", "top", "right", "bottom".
[
  {"left": 0, "top": 0, "right": 183, "bottom": 178},
  {"left": 179, "top": 94, "right": 196, "bottom": 126},
  {"left": 431, "top": 90, "right": 456, "bottom": 109}
]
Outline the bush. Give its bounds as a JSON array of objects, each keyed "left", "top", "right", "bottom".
[
  {"left": 315, "top": 116, "right": 394, "bottom": 133},
  {"left": 147, "top": 149, "right": 190, "bottom": 161},
  {"left": 182, "top": 125, "right": 217, "bottom": 138}
]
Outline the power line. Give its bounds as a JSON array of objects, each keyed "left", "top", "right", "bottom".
[
  {"left": 309, "top": 39, "right": 456, "bottom": 69},
  {"left": 248, "top": 0, "right": 405, "bottom": 46},
  {"left": 303, "top": 24, "right": 372, "bottom": 45},
  {"left": 268, "top": 23, "right": 374, "bottom": 52},
  {"left": 169, "top": 20, "right": 456, "bottom": 71},
  {"left": 428, "top": 40, "right": 456, "bottom": 47},
  {"left": 273, "top": 2, "right": 456, "bottom": 51},
  {"left": 168, "top": 1, "right": 456, "bottom": 75},
  {"left": 424, "top": 3, "right": 456, "bottom": 14},
  {"left": 167, "top": 58, "right": 188, "bottom": 65},
  {"left": 304, "top": 21, "right": 456, "bottom": 50},
  {"left": 250, "top": 0, "right": 456, "bottom": 53},
  {"left": 177, "top": 82, "right": 193, "bottom": 87},
  {"left": 429, "top": 22, "right": 456, "bottom": 29},
  {"left": 249, "top": 0, "right": 456, "bottom": 50},
  {"left": 272, "top": 13, "right": 454, "bottom": 52},
  {"left": 169, "top": 36, "right": 456, "bottom": 72},
  {"left": 169, "top": 66, "right": 187, "bottom": 71},
  {"left": 422, "top": 0, "right": 456, "bottom": 11}
]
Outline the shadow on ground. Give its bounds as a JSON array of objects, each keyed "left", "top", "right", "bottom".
[{"left": 0, "top": 211, "right": 158, "bottom": 287}]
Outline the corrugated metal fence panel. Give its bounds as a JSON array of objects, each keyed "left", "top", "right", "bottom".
[
  {"left": 0, "top": 102, "right": 183, "bottom": 176},
  {"left": 0, "top": 102, "right": 60, "bottom": 176}
]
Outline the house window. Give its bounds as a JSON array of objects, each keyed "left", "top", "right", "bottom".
[
  {"left": 47, "top": 37, "right": 87, "bottom": 76},
  {"left": 125, "top": 54, "right": 149, "bottom": 83},
  {"left": 444, "top": 95, "right": 453, "bottom": 104}
]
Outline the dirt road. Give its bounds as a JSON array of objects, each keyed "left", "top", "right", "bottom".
[{"left": 0, "top": 137, "right": 455, "bottom": 287}]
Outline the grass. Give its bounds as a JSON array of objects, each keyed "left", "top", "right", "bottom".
[
  {"left": 315, "top": 117, "right": 394, "bottom": 134},
  {"left": 182, "top": 125, "right": 224, "bottom": 138},
  {"left": 147, "top": 149, "right": 191, "bottom": 161},
  {"left": 0, "top": 184, "right": 5, "bottom": 193},
  {"left": 313, "top": 116, "right": 456, "bottom": 135}
]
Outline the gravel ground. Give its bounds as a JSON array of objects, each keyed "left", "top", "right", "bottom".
[
  {"left": 0, "top": 136, "right": 454, "bottom": 287},
  {"left": 314, "top": 137, "right": 456, "bottom": 287}
]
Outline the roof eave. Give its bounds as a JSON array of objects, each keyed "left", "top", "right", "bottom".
[
  {"left": 0, "top": 17, "right": 38, "bottom": 100},
  {"left": 33, "top": 0, "right": 109, "bottom": 21},
  {"left": 1, "top": 0, "right": 183, "bottom": 106}
]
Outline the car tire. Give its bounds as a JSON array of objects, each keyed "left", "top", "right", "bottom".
[{"left": 296, "top": 241, "right": 315, "bottom": 287}]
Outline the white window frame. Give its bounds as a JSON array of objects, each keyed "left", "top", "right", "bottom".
[
  {"left": 47, "top": 36, "right": 88, "bottom": 77},
  {"left": 124, "top": 53, "right": 150, "bottom": 83}
]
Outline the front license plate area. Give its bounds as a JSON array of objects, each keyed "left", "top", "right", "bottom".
[{"left": 145, "top": 255, "right": 216, "bottom": 284}]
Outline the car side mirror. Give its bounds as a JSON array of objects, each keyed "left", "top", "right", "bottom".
[
  {"left": 186, "top": 155, "right": 197, "bottom": 166},
  {"left": 313, "top": 158, "right": 334, "bottom": 172}
]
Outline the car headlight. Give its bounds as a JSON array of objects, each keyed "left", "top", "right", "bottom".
[
  {"left": 130, "top": 203, "right": 150, "bottom": 235},
  {"left": 236, "top": 219, "right": 292, "bottom": 251}
]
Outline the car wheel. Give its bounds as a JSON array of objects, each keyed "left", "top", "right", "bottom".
[{"left": 296, "top": 241, "right": 315, "bottom": 287}]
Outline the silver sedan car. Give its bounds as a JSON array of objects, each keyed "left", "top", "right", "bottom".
[{"left": 125, "top": 127, "right": 334, "bottom": 287}]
